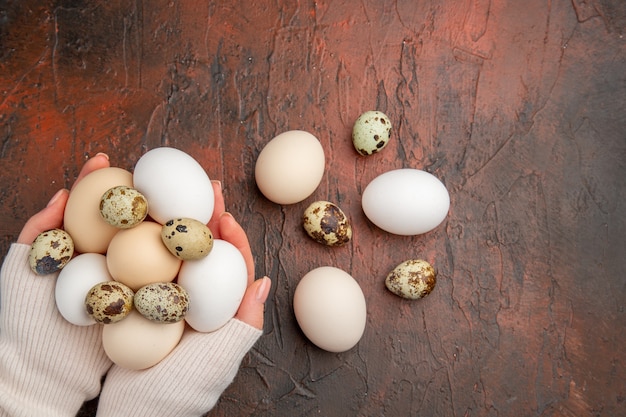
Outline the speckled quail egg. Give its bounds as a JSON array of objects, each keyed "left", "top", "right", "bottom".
[
  {"left": 302, "top": 201, "right": 352, "bottom": 246},
  {"left": 100, "top": 185, "right": 148, "bottom": 229},
  {"left": 161, "top": 218, "right": 213, "bottom": 260},
  {"left": 85, "top": 281, "right": 134, "bottom": 324},
  {"left": 29, "top": 229, "right": 74, "bottom": 275},
  {"left": 134, "top": 282, "right": 189, "bottom": 323},
  {"left": 352, "top": 110, "right": 392, "bottom": 156},
  {"left": 385, "top": 259, "right": 436, "bottom": 300}
]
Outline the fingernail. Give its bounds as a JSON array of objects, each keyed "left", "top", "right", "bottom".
[
  {"left": 255, "top": 277, "right": 271, "bottom": 303},
  {"left": 96, "top": 152, "right": 109, "bottom": 160},
  {"left": 47, "top": 189, "right": 67, "bottom": 207},
  {"left": 219, "top": 211, "right": 234, "bottom": 220},
  {"left": 211, "top": 180, "right": 222, "bottom": 190}
]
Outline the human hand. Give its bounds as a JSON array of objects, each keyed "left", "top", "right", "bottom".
[
  {"left": 0, "top": 153, "right": 113, "bottom": 417},
  {"left": 95, "top": 181, "right": 271, "bottom": 417}
]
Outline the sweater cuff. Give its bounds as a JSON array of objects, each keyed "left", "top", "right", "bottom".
[
  {"left": 97, "top": 319, "right": 262, "bottom": 417},
  {"left": 0, "top": 243, "right": 111, "bottom": 417}
]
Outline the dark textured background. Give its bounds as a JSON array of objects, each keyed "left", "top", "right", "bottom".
[{"left": 1, "top": 1, "right": 625, "bottom": 416}]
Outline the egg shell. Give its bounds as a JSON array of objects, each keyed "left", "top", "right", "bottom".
[
  {"left": 352, "top": 110, "right": 392, "bottom": 156},
  {"left": 99, "top": 185, "right": 148, "bottom": 228},
  {"left": 64, "top": 167, "right": 134, "bottom": 253},
  {"left": 29, "top": 229, "right": 74, "bottom": 275},
  {"left": 55, "top": 253, "right": 113, "bottom": 326},
  {"left": 102, "top": 309, "right": 185, "bottom": 370},
  {"left": 302, "top": 201, "right": 352, "bottom": 246},
  {"left": 134, "top": 282, "right": 189, "bottom": 323},
  {"left": 133, "top": 147, "right": 214, "bottom": 225},
  {"left": 161, "top": 218, "right": 213, "bottom": 260},
  {"left": 254, "top": 130, "right": 325, "bottom": 205},
  {"left": 385, "top": 259, "right": 437, "bottom": 300},
  {"left": 293, "top": 266, "right": 367, "bottom": 353},
  {"left": 361, "top": 169, "right": 450, "bottom": 235},
  {"left": 177, "top": 239, "right": 248, "bottom": 333},
  {"left": 85, "top": 281, "right": 134, "bottom": 324},
  {"left": 106, "top": 221, "right": 182, "bottom": 291}
]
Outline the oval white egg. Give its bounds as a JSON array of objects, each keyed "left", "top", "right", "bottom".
[
  {"left": 361, "top": 169, "right": 450, "bottom": 235},
  {"left": 293, "top": 266, "right": 366, "bottom": 353},
  {"left": 133, "top": 147, "right": 214, "bottom": 225},
  {"left": 55, "top": 253, "right": 113, "bottom": 326},
  {"left": 254, "top": 130, "right": 325, "bottom": 205},
  {"left": 177, "top": 239, "right": 248, "bottom": 333},
  {"left": 101, "top": 309, "right": 185, "bottom": 370}
]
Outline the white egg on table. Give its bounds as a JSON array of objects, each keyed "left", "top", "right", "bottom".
[
  {"left": 254, "top": 130, "right": 325, "bottom": 205},
  {"left": 293, "top": 266, "right": 367, "bottom": 353},
  {"left": 361, "top": 168, "right": 450, "bottom": 236}
]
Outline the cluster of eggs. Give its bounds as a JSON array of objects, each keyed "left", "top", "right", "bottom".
[
  {"left": 29, "top": 147, "right": 248, "bottom": 370},
  {"left": 254, "top": 111, "right": 446, "bottom": 353}
]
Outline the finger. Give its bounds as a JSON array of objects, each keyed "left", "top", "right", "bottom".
[
  {"left": 207, "top": 181, "right": 225, "bottom": 240},
  {"left": 17, "top": 189, "right": 70, "bottom": 244},
  {"left": 218, "top": 212, "right": 254, "bottom": 283},
  {"left": 234, "top": 276, "right": 271, "bottom": 330},
  {"left": 71, "top": 152, "right": 111, "bottom": 190}
]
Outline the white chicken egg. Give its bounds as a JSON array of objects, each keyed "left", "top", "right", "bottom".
[
  {"left": 254, "top": 130, "right": 325, "bottom": 205},
  {"left": 361, "top": 168, "right": 450, "bottom": 235},
  {"left": 133, "top": 147, "right": 214, "bottom": 225},
  {"left": 293, "top": 266, "right": 366, "bottom": 353},
  {"left": 55, "top": 253, "right": 113, "bottom": 326},
  {"left": 177, "top": 239, "right": 248, "bottom": 333}
]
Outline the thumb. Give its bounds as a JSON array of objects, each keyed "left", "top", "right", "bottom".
[
  {"left": 234, "top": 276, "right": 271, "bottom": 330},
  {"left": 17, "top": 189, "right": 70, "bottom": 244}
]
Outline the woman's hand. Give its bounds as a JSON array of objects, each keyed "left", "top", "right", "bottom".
[
  {"left": 0, "top": 153, "right": 113, "bottom": 417},
  {"left": 96, "top": 181, "right": 271, "bottom": 417}
]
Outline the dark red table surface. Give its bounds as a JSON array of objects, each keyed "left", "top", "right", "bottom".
[{"left": 1, "top": 1, "right": 625, "bottom": 416}]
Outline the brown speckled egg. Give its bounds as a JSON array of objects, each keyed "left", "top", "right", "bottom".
[
  {"left": 99, "top": 186, "right": 148, "bottom": 229},
  {"left": 352, "top": 110, "right": 392, "bottom": 156},
  {"left": 161, "top": 218, "right": 213, "bottom": 260},
  {"left": 85, "top": 281, "right": 134, "bottom": 324},
  {"left": 302, "top": 201, "right": 352, "bottom": 247},
  {"left": 385, "top": 259, "right": 436, "bottom": 300},
  {"left": 29, "top": 229, "right": 74, "bottom": 275},
  {"left": 134, "top": 282, "right": 189, "bottom": 323}
]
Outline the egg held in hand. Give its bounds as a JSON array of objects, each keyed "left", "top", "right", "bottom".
[
  {"left": 99, "top": 185, "right": 148, "bottom": 229},
  {"left": 85, "top": 281, "right": 134, "bottom": 324},
  {"left": 133, "top": 147, "right": 215, "bottom": 225},
  {"left": 101, "top": 309, "right": 185, "bottom": 370},
  {"left": 177, "top": 239, "right": 248, "bottom": 333},
  {"left": 64, "top": 167, "right": 134, "bottom": 254},
  {"left": 29, "top": 229, "right": 74, "bottom": 275},
  {"left": 55, "top": 253, "right": 114, "bottom": 326},
  {"left": 161, "top": 218, "right": 213, "bottom": 260},
  {"left": 134, "top": 282, "right": 189, "bottom": 323},
  {"left": 106, "top": 221, "right": 182, "bottom": 292}
]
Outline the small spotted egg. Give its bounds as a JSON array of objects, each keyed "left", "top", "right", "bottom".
[
  {"left": 99, "top": 186, "right": 148, "bottom": 229},
  {"left": 352, "top": 110, "right": 392, "bottom": 156},
  {"left": 29, "top": 229, "right": 74, "bottom": 275},
  {"left": 303, "top": 201, "right": 352, "bottom": 247},
  {"left": 385, "top": 259, "right": 436, "bottom": 300},
  {"left": 134, "top": 282, "right": 189, "bottom": 323},
  {"left": 85, "top": 281, "right": 134, "bottom": 324},
  {"left": 161, "top": 218, "right": 213, "bottom": 260}
]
